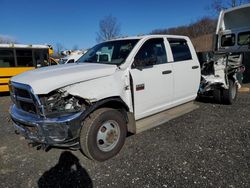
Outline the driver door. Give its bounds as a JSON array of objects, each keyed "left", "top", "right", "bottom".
[{"left": 130, "top": 38, "right": 174, "bottom": 120}]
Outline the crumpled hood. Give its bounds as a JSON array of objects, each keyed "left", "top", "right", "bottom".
[{"left": 11, "top": 63, "right": 117, "bottom": 94}]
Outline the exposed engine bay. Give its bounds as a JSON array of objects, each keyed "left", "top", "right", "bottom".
[{"left": 39, "top": 90, "right": 89, "bottom": 117}]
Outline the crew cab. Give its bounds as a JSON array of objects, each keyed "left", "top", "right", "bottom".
[{"left": 9, "top": 35, "right": 201, "bottom": 161}]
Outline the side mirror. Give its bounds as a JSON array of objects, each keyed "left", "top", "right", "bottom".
[
  {"left": 147, "top": 56, "right": 157, "bottom": 66},
  {"left": 133, "top": 58, "right": 144, "bottom": 69}
]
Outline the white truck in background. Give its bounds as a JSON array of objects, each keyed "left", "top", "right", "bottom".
[
  {"left": 216, "top": 4, "right": 250, "bottom": 53},
  {"left": 10, "top": 35, "right": 201, "bottom": 161},
  {"left": 198, "top": 4, "right": 250, "bottom": 104},
  {"left": 59, "top": 53, "right": 83, "bottom": 64},
  {"left": 59, "top": 50, "right": 87, "bottom": 64}
]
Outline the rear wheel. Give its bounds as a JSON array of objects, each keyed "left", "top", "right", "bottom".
[
  {"left": 213, "top": 88, "right": 222, "bottom": 103},
  {"left": 222, "top": 79, "right": 238, "bottom": 105},
  {"left": 80, "top": 108, "right": 127, "bottom": 161}
]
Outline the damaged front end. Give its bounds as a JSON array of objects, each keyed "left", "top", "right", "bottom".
[
  {"left": 10, "top": 82, "right": 90, "bottom": 149},
  {"left": 198, "top": 52, "right": 244, "bottom": 96}
]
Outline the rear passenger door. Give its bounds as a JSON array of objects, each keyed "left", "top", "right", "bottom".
[{"left": 167, "top": 38, "right": 200, "bottom": 104}]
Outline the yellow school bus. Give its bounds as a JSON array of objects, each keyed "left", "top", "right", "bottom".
[{"left": 0, "top": 44, "right": 57, "bottom": 92}]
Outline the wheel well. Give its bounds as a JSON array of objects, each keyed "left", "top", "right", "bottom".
[
  {"left": 98, "top": 99, "right": 129, "bottom": 111},
  {"left": 79, "top": 97, "right": 136, "bottom": 135},
  {"left": 96, "top": 97, "right": 136, "bottom": 134},
  {"left": 97, "top": 98, "right": 129, "bottom": 122}
]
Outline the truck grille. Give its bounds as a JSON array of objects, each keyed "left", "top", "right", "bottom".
[
  {"left": 10, "top": 82, "right": 40, "bottom": 115},
  {"left": 15, "top": 88, "right": 30, "bottom": 98}
]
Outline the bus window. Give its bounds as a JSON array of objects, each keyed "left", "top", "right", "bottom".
[
  {"left": 0, "top": 49, "right": 15, "bottom": 67},
  {"left": 34, "top": 49, "right": 49, "bottom": 67},
  {"left": 16, "top": 49, "right": 34, "bottom": 67}
]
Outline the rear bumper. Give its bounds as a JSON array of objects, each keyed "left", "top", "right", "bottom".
[{"left": 10, "top": 105, "right": 82, "bottom": 148}]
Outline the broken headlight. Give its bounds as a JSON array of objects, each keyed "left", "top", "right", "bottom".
[{"left": 39, "top": 89, "right": 87, "bottom": 117}]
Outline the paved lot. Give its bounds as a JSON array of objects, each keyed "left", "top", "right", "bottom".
[{"left": 0, "top": 93, "right": 250, "bottom": 188}]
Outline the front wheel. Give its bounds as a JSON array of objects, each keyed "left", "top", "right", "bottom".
[
  {"left": 222, "top": 79, "right": 238, "bottom": 105},
  {"left": 80, "top": 108, "right": 127, "bottom": 161}
]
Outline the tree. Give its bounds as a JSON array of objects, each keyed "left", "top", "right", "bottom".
[
  {"left": 96, "top": 15, "right": 121, "bottom": 43},
  {"left": 0, "top": 35, "right": 17, "bottom": 44},
  {"left": 209, "top": 0, "right": 250, "bottom": 14},
  {"left": 55, "top": 43, "right": 64, "bottom": 56},
  {"left": 151, "top": 17, "right": 217, "bottom": 39}
]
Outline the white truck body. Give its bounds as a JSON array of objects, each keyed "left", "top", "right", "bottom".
[
  {"left": 216, "top": 3, "right": 250, "bottom": 52},
  {"left": 11, "top": 35, "right": 200, "bottom": 120},
  {"left": 10, "top": 35, "right": 201, "bottom": 161}
]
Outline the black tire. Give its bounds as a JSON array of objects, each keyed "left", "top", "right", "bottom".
[
  {"left": 80, "top": 108, "right": 127, "bottom": 161},
  {"left": 213, "top": 88, "right": 222, "bottom": 103},
  {"left": 222, "top": 79, "right": 238, "bottom": 105}
]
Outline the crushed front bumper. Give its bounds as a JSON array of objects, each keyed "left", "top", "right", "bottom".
[{"left": 10, "top": 105, "right": 82, "bottom": 148}]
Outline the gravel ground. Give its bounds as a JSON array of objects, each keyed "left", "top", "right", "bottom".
[{"left": 0, "top": 93, "right": 250, "bottom": 188}]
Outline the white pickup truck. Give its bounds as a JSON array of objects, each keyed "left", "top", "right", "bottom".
[{"left": 10, "top": 35, "right": 202, "bottom": 161}]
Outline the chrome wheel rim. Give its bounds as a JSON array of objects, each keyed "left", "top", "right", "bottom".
[{"left": 97, "top": 120, "right": 120, "bottom": 152}]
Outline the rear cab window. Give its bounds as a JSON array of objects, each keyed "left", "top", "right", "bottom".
[{"left": 168, "top": 38, "right": 192, "bottom": 62}]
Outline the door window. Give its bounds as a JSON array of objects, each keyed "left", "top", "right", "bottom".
[
  {"left": 134, "top": 38, "right": 167, "bottom": 67},
  {"left": 168, "top": 39, "right": 192, "bottom": 62}
]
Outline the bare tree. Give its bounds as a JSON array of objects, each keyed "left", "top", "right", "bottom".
[
  {"left": 55, "top": 43, "right": 64, "bottom": 56},
  {"left": 151, "top": 17, "right": 217, "bottom": 39},
  {"left": 0, "top": 35, "right": 17, "bottom": 44},
  {"left": 210, "top": 0, "right": 250, "bottom": 14},
  {"left": 96, "top": 15, "right": 121, "bottom": 43}
]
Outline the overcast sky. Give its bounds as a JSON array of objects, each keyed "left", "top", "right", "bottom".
[{"left": 0, "top": 0, "right": 213, "bottom": 49}]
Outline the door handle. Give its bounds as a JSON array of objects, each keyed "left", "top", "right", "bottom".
[
  {"left": 162, "top": 70, "right": 172, "bottom": 75},
  {"left": 192, "top": 66, "right": 199, "bottom": 69}
]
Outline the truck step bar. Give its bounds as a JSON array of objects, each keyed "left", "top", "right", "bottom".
[{"left": 136, "top": 102, "right": 199, "bottom": 134}]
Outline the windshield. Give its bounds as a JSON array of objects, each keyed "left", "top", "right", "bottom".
[{"left": 77, "top": 39, "right": 139, "bottom": 65}]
